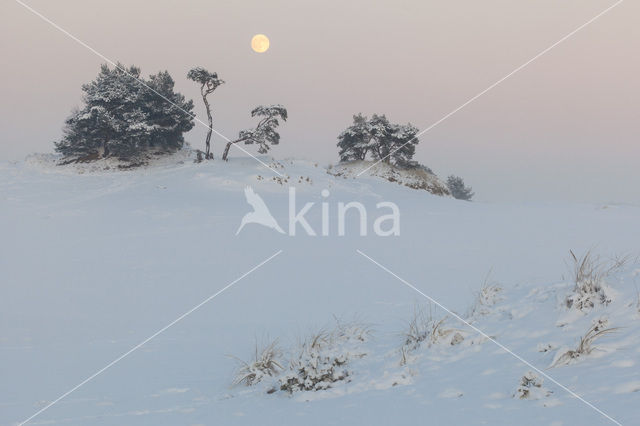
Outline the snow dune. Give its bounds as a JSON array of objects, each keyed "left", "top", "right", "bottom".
[{"left": 1, "top": 153, "right": 639, "bottom": 425}]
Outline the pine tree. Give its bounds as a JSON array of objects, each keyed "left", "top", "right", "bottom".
[
  {"left": 368, "top": 114, "right": 393, "bottom": 162},
  {"left": 55, "top": 63, "right": 194, "bottom": 163},
  {"left": 446, "top": 175, "right": 474, "bottom": 201},
  {"left": 222, "top": 105, "right": 288, "bottom": 161},
  {"left": 186, "top": 67, "right": 224, "bottom": 160},
  {"left": 388, "top": 122, "right": 419, "bottom": 168},
  {"left": 337, "top": 114, "right": 371, "bottom": 161},
  {"left": 337, "top": 114, "right": 419, "bottom": 168}
]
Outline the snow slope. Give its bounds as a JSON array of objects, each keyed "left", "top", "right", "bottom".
[{"left": 1, "top": 152, "right": 639, "bottom": 426}]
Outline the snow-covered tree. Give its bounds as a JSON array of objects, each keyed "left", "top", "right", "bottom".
[
  {"left": 337, "top": 114, "right": 371, "bottom": 161},
  {"left": 187, "top": 67, "right": 224, "bottom": 160},
  {"left": 55, "top": 63, "right": 194, "bottom": 162},
  {"left": 222, "top": 105, "right": 288, "bottom": 161},
  {"left": 367, "top": 114, "right": 392, "bottom": 161},
  {"left": 387, "top": 121, "right": 420, "bottom": 168},
  {"left": 446, "top": 175, "right": 474, "bottom": 201},
  {"left": 337, "top": 114, "right": 419, "bottom": 167}
]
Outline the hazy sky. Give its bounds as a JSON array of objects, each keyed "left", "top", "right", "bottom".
[{"left": 1, "top": 0, "right": 638, "bottom": 203}]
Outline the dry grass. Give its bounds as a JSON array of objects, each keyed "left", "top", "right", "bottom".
[
  {"left": 551, "top": 318, "right": 618, "bottom": 367},
  {"left": 332, "top": 315, "right": 373, "bottom": 343},
  {"left": 399, "top": 345, "right": 410, "bottom": 367},
  {"left": 467, "top": 270, "right": 502, "bottom": 318},
  {"left": 327, "top": 161, "right": 450, "bottom": 196},
  {"left": 403, "top": 306, "right": 429, "bottom": 351},
  {"left": 232, "top": 339, "right": 283, "bottom": 386},
  {"left": 565, "top": 250, "right": 630, "bottom": 311},
  {"left": 400, "top": 304, "right": 462, "bottom": 365}
]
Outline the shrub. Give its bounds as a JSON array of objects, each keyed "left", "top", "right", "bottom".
[
  {"left": 446, "top": 175, "right": 474, "bottom": 201},
  {"left": 278, "top": 319, "right": 371, "bottom": 393}
]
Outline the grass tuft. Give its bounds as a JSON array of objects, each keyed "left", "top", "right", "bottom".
[
  {"left": 565, "top": 250, "right": 629, "bottom": 311},
  {"left": 551, "top": 318, "right": 618, "bottom": 367},
  {"left": 400, "top": 304, "right": 462, "bottom": 365},
  {"left": 232, "top": 339, "right": 283, "bottom": 387}
]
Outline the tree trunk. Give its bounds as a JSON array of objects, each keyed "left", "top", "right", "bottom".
[
  {"left": 102, "top": 135, "right": 110, "bottom": 158},
  {"left": 222, "top": 141, "right": 234, "bottom": 161},
  {"left": 202, "top": 93, "right": 213, "bottom": 159},
  {"left": 223, "top": 136, "right": 250, "bottom": 161}
]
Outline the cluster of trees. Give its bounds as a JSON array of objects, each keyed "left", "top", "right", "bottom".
[
  {"left": 55, "top": 64, "right": 286, "bottom": 163},
  {"left": 337, "top": 113, "right": 474, "bottom": 199},
  {"left": 336, "top": 113, "right": 473, "bottom": 200},
  {"left": 55, "top": 64, "right": 194, "bottom": 162},
  {"left": 337, "top": 114, "right": 419, "bottom": 168}
]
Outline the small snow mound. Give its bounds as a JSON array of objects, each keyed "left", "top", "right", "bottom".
[
  {"left": 514, "top": 371, "right": 552, "bottom": 400},
  {"left": 439, "top": 388, "right": 464, "bottom": 398},
  {"left": 24, "top": 149, "right": 197, "bottom": 174},
  {"left": 24, "top": 153, "right": 62, "bottom": 170},
  {"left": 614, "top": 381, "right": 640, "bottom": 394},
  {"left": 327, "top": 161, "right": 450, "bottom": 196}
]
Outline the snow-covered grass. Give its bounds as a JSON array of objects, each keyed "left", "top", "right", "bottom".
[
  {"left": 328, "top": 160, "right": 450, "bottom": 196},
  {"left": 466, "top": 272, "right": 503, "bottom": 319},
  {"left": 278, "top": 320, "right": 370, "bottom": 394},
  {"left": 400, "top": 305, "right": 462, "bottom": 366},
  {"left": 514, "top": 371, "right": 552, "bottom": 400},
  {"left": 232, "top": 317, "right": 372, "bottom": 394},
  {"left": 551, "top": 318, "right": 619, "bottom": 367},
  {"left": 2, "top": 153, "right": 640, "bottom": 425},
  {"left": 232, "top": 339, "right": 283, "bottom": 387},
  {"left": 564, "top": 250, "right": 630, "bottom": 311}
]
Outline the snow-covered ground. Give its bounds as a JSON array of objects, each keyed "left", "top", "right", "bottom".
[{"left": 1, "top": 152, "right": 639, "bottom": 425}]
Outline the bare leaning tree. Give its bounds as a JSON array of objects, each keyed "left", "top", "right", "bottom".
[
  {"left": 187, "top": 67, "right": 224, "bottom": 160},
  {"left": 222, "top": 105, "right": 288, "bottom": 161}
]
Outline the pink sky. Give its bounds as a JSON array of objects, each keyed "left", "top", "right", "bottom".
[{"left": 1, "top": 0, "right": 638, "bottom": 202}]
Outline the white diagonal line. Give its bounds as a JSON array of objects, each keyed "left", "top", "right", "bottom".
[
  {"left": 357, "top": 0, "right": 624, "bottom": 176},
  {"left": 356, "top": 249, "right": 622, "bottom": 426},
  {"left": 13, "top": 0, "right": 283, "bottom": 177},
  {"left": 17, "top": 249, "right": 283, "bottom": 426}
]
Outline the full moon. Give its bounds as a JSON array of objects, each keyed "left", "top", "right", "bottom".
[{"left": 251, "top": 34, "right": 270, "bottom": 53}]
